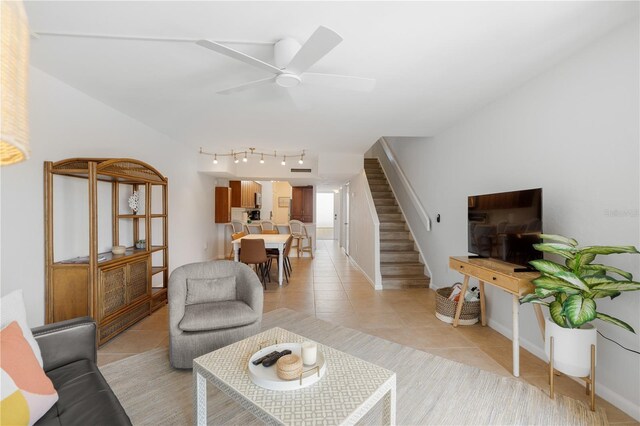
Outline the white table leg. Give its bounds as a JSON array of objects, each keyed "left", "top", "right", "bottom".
[
  {"left": 278, "top": 245, "right": 284, "bottom": 286},
  {"left": 512, "top": 294, "right": 520, "bottom": 377},
  {"left": 233, "top": 244, "right": 239, "bottom": 262},
  {"left": 194, "top": 370, "right": 207, "bottom": 426},
  {"left": 383, "top": 377, "right": 396, "bottom": 425}
]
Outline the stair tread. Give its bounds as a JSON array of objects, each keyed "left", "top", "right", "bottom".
[{"left": 381, "top": 262, "right": 423, "bottom": 266}]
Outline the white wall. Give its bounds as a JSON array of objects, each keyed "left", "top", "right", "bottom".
[
  {"left": 316, "top": 193, "right": 334, "bottom": 228},
  {"left": 387, "top": 21, "right": 639, "bottom": 419},
  {"left": 348, "top": 171, "right": 381, "bottom": 288},
  {"left": 0, "top": 67, "right": 218, "bottom": 327},
  {"left": 258, "top": 181, "right": 274, "bottom": 221}
]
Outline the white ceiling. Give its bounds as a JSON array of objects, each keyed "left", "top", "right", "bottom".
[{"left": 26, "top": 1, "right": 638, "bottom": 157}]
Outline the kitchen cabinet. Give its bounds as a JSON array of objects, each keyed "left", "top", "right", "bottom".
[
  {"left": 291, "top": 186, "right": 314, "bottom": 223},
  {"left": 215, "top": 187, "right": 232, "bottom": 223},
  {"left": 230, "top": 180, "right": 262, "bottom": 209}
]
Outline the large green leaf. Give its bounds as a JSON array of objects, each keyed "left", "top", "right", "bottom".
[
  {"left": 540, "top": 234, "right": 578, "bottom": 246},
  {"left": 553, "top": 271, "right": 589, "bottom": 291},
  {"left": 520, "top": 293, "right": 541, "bottom": 304},
  {"left": 596, "top": 312, "right": 635, "bottom": 333},
  {"left": 562, "top": 295, "right": 596, "bottom": 327},
  {"left": 566, "top": 252, "right": 597, "bottom": 270},
  {"left": 529, "top": 259, "right": 568, "bottom": 275},
  {"left": 587, "top": 290, "right": 621, "bottom": 300},
  {"left": 582, "top": 264, "right": 633, "bottom": 281},
  {"left": 533, "top": 243, "right": 577, "bottom": 259},
  {"left": 549, "top": 301, "right": 567, "bottom": 327},
  {"left": 535, "top": 288, "right": 556, "bottom": 298},
  {"left": 532, "top": 276, "right": 581, "bottom": 295},
  {"left": 591, "top": 281, "right": 640, "bottom": 292},
  {"left": 581, "top": 246, "right": 640, "bottom": 255},
  {"left": 583, "top": 275, "right": 616, "bottom": 286}
]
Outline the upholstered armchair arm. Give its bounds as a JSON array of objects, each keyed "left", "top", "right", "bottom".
[
  {"left": 235, "top": 264, "right": 264, "bottom": 315},
  {"left": 32, "top": 317, "right": 97, "bottom": 372},
  {"left": 168, "top": 266, "right": 188, "bottom": 337}
]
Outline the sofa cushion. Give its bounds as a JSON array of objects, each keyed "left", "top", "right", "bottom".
[
  {"left": 178, "top": 301, "right": 259, "bottom": 332},
  {"left": 35, "top": 359, "right": 130, "bottom": 426},
  {"left": 1, "top": 321, "right": 59, "bottom": 426},
  {"left": 185, "top": 276, "right": 236, "bottom": 305},
  {"left": 1, "top": 290, "right": 44, "bottom": 366}
]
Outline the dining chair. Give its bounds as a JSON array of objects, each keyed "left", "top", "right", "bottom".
[
  {"left": 229, "top": 231, "right": 246, "bottom": 259},
  {"left": 260, "top": 220, "right": 278, "bottom": 233},
  {"left": 239, "top": 238, "right": 270, "bottom": 288},
  {"left": 289, "top": 220, "right": 313, "bottom": 258},
  {"left": 267, "top": 234, "right": 294, "bottom": 283},
  {"left": 230, "top": 220, "right": 246, "bottom": 233},
  {"left": 246, "top": 223, "right": 262, "bottom": 234}
]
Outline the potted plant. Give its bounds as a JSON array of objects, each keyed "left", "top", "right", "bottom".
[{"left": 520, "top": 234, "right": 639, "bottom": 377}]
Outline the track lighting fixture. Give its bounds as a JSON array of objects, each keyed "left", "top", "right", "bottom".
[{"left": 199, "top": 147, "right": 306, "bottom": 165}]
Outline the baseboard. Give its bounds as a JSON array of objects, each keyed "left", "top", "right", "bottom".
[
  {"left": 347, "top": 257, "right": 379, "bottom": 289},
  {"left": 487, "top": 318, "right": 640, "bottom": 421}
]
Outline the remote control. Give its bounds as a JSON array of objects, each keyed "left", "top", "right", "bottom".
[
  {"left": 252, "top": 351, "right": 279, "bottom": 366},
  {"left": 262, "top": 350, "right": 292, "bottom": 367}
]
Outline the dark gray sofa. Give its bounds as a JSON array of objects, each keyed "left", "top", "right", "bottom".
[{"left": 31, "top": 317, "right": 131, "bottom": 426}]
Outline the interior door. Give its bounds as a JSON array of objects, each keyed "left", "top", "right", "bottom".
[{"left": 342, "top": 183, "right": 350, "bottom": 255}]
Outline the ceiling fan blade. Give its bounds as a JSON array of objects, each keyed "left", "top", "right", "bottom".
[
  {"left": 217, "top": 77, "right": 276, "bottom": 95},
  {"left": 302, "top": 73, "right": 376, "bottom": 92},
  {"left": 285, "top": 26, "right": 343, "bottom": 75},
  {"left": 196, "top": 39, "right": 282, "bottom": 75}
]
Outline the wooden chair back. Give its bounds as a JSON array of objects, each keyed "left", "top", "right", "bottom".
[{"left": 261, "top": 220, "right": 277, "bottom": 231}]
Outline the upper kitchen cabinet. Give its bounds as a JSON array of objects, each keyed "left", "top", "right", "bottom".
[{"left": 229, "top": 180, "right": 262, "bottom": 209}]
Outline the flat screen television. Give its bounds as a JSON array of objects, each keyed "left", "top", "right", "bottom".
[{"left": 468, "top": 188, "right": 542, "bottom": 268}]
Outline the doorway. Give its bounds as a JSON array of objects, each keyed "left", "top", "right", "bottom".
[{"left": 316, "top": 192, "right": 335, "bottom": 240}]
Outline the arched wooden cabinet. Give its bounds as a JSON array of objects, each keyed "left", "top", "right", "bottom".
[{"left": 44, "top": 158, "right": 168, "bottom": 345}]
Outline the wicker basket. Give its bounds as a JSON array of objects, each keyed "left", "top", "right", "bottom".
[{"left": 435, "top": 286, "right": 480, "bottom": 325}]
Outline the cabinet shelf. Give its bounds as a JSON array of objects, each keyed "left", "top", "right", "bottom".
[
  {"left": 150, "top": 245, "right": 166, "bottom": 253},
  {"left": 152, "top": 266, "right": 167, "bottom": 275},
  {"left": 118, "top": 214, "right": 146, "bottom": 218}
]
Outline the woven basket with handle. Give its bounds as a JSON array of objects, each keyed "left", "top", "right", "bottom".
[{"left": 435, "top": 286, "right": 480, "bottom": 325}]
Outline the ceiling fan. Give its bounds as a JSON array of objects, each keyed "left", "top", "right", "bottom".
[
  {"left": 196, "top": 26, "right": 376, "bottom": 95},
  {"left": 32, "top": 25, "right": 375, "bottom": 105}
]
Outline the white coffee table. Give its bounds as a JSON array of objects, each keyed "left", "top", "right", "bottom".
[{"left": 193, "top": 327, "right": 396, "bottom": 425}]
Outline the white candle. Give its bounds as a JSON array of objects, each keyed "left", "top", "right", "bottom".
[{"left": 301, "top": 341, "right": 317, "bottom": 366}]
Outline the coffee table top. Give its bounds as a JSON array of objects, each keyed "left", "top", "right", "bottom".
[{"left": 193, "top": 327, "right": 396, "bottom": 425}]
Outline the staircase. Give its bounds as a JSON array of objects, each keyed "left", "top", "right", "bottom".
[{"left": 364, "top": 158, "right": 430, "bottom": 289}]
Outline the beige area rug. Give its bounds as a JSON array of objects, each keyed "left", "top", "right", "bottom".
[{"left": 101, "top": 308, "right": 607, "bottom": 425}]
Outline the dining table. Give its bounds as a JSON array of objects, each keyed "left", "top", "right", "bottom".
[{"left": 232, "top": 233, "right": 291, "bottom": 285}]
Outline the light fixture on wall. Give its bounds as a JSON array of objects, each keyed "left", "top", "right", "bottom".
[
  {"left": 0, "top": 0, "right": 30, "bottom": 166},
  {"left": 199, "top": 147, "right": 307, "bottom": 166}
]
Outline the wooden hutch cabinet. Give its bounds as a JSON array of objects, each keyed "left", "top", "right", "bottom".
[
  {"left": 229, "top": 180, "right": 262, "bottom": 209},
  {"left": 291, "top": 185, "right": 314, "bottom": 223},
  {"left": 44, "top": 158, "right": 169, "bottom": 345}
]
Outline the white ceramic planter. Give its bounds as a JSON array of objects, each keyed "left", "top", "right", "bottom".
[{"left": 545, "top": 317, "right": 597, "bottom": 377}]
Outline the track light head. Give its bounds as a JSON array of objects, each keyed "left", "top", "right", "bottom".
[
  {"left": 260, "top": 154, "right": 265, "bottom": 164},
  {"left": 213, "top": 154, "right": 218, "bottom": 165},
  {"left": 281, "top": 156, "right": 286, "bottom": 166}
]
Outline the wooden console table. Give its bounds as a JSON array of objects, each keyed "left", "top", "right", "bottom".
[{"left": 449, "top": 256, "right": 545, "bottom": 377}]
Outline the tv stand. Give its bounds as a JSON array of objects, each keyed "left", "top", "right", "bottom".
[{"left": 449, "top": 256, "right": 545, "bottom": 377}]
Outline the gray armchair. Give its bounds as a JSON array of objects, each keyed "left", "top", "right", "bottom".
[{"left": 168, "top": 260, "right": 263, "bottom": 369}]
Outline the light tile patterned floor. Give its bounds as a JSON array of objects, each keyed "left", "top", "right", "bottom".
[{"left": 98, "top": 240, "right": 636, "bottom": 424}]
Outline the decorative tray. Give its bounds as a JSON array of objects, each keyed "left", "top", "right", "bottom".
[{"left": 248, "top": 343, "right": 327, "bottom": 391}]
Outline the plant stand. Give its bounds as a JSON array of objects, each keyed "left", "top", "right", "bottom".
[{"left": 548, "top": 336, "right": 596, "bottom": 411}]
